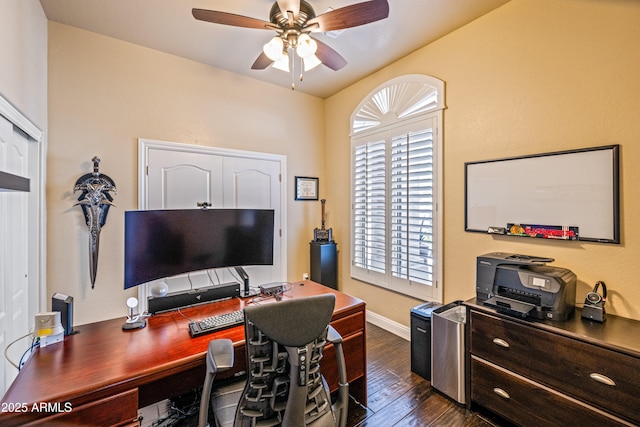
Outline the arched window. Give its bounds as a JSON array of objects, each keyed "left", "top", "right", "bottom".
[{"left": 350, "top": 75, "right": 445, "bottom": 301}]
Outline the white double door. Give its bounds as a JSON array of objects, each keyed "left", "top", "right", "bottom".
[
  {"left": 137, "top": 139, "right": 286, "bottom": 306},
  {"left": 0, "top": 115, "right": 30, "bottom": 396}
]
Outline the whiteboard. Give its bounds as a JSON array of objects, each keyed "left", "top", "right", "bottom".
[{"left": 464, "top": 145, "right": 620, "bottom": 243}]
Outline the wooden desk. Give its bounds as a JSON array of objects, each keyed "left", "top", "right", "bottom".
[{"left": 1, "top": 281, "right": 366, "bottom": 426}]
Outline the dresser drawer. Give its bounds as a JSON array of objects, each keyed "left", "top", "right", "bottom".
[
  {"left": 471, "top": 357, "right": 630, "bottom": 427},
  {"left": 470, "top": 311, "right": 640, "bottom": 423}
]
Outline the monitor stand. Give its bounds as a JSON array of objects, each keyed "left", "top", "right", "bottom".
[
  {"left": 235, "top": 266, "right": 258, "bottom": 298},
  {"left": 240, "top": 289, "right": 259, "bottom": 298}
]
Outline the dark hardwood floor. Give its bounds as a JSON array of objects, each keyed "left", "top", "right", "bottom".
[
  {"left": 347, "top": 322, "right": 509, "bottom": 427},
  {"left": 169, "top": 321, "right": 509, "bottom": 427}
]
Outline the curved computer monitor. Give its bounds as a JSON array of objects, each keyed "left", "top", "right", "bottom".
[{"left": 124, "top": 208, "right": 274, "bottom": 289}]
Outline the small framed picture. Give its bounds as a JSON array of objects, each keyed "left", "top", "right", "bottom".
[{"left": 295, "top": 176, "right": 319, "bottom": 200}]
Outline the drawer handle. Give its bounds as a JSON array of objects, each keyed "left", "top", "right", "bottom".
[
  {"left": 493, "top": 387, "right": 510, "bottom": 400},
  {"left": 492, "top": 338, "right": 510, "bottom": 348},
  {"left": 589, "top": 373, "right": 616, "bottom": 387},
  {"left": 416, "top": 327, "right": 428, "bottom": 334}
]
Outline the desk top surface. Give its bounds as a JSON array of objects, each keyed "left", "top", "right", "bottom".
[{"left": 1, "top": 281, "right": 364, "bottom": 407}]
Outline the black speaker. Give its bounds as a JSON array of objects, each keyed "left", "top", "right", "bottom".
[
  {"left": 52, "top": 292, "right": 74, "bottom": 335},
  {"left": 147, "top": 282, "right": 241, "bottom": 314}
]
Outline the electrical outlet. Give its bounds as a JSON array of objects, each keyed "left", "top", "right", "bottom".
[{"left": 303, "top": 273, "right": 309, "bottom": 280}]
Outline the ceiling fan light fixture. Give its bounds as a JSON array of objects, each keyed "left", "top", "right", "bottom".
[
  {"left": 193, "top": 0, "right": 391, "bottom": 87},
  {"left": 272, "top": 51, "right": 291, "bottom": 72},
  {"left": 263, "top": 36, "right": 285, "bottom": 61},
  {"left": 296, "top": 34, "right": 317, "bottom": 58},
  {"left": 303, "top": 54, "right": 322, "bottom": 71}
]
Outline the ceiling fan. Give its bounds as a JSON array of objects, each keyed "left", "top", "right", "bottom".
[{"left": 192, "top": 0, "right": 390, "bottom": 77}]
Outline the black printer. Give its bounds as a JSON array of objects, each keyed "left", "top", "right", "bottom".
[{"left": 476, "top": 252, "right": 576, "bottom": 321}]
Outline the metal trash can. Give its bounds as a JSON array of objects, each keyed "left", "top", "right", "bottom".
[
  {"left": 410, "top": 302, "right": 442, "bottom": 380},
  {"left": 431, "top": 301, "right": 466, "bottom": 404}
]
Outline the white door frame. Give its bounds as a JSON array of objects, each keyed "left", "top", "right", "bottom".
[
  {"left": 0, "top": 95, "right": 45, "bottom": 314},
  {"left": 0, "top": 94, "right": 46, "bottom": 395},
  {"left": 136, "top": 138, "right": 287, "bottom": 309}
]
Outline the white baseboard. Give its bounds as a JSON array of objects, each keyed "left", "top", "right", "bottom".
[{"left": 366, "top": 310, "right": 410, "bottom": 341}]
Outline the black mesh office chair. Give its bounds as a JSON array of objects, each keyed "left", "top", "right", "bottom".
[{"left": 198, "top": 293, "right": 349, "bottom": 427}]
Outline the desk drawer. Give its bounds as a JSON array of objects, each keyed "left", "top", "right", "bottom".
[
  {"left": 471, "top": 357, "right": 628, "bottom": 426},
  {"left": 31, "top": 388, "right": 139, "bottom": 426},
  {"left": 322, "top": 331, "right": 365, "bottom": 393},
  {"left": 331, "top": 311, "right": 365, "bottom": 338},
  {"left": 470, "top": 311, "right": 640, "bottom": 423}
]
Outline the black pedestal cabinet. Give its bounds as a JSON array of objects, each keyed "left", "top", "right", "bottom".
[{"left": 310, "top": 241, "right": 337, "bottom": 289}]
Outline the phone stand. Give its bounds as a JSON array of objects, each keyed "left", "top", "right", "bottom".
[{"left": 122, "top": 297, "right": 146, "bottom": 330}]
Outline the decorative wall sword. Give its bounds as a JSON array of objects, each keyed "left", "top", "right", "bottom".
[{"left": 73, "top": 157, "right": 116, "bottom": 288}]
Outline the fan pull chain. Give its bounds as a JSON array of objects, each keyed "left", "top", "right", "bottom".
[
  {"left": 290, "top": 50, "right": 295, "bottom": 90},
  {"left": 299, "top": 57, "right": 304, "bottom": 83}
]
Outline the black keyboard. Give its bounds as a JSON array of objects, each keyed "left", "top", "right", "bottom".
[{"left": 188, "top": 310, "right": 244, "bottom": 338}]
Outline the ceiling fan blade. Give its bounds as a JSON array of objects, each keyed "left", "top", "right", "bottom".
[
  {"left": 306, "top": 0, "right": 389, "bottom": 33},
  {"left": 314, "top": 39, "right": 347, "bottom": 71},
  {"left": 192, "top": 8, "right": 273, "bottom": 30},
  {"left": 277, "top": 0, "right": 301, "bottom": 19},
  {"left": 251, "top": 52, "right": 274, "bottom": 70}
]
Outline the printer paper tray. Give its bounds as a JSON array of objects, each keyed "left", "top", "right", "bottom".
[{"left": 483, "top": 296, "right": 535, "bottom": 318}]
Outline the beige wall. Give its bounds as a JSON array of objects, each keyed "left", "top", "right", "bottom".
[
  {"left": 0, "top": 0, "right": 48, "bottom": 316},
  {"left": 43, "top": 0, "right": 640, "bottom": 326},
  {"left": 47, "top": 23, "right": 326, "bottom": 324},
  {"left": 326, "top": 0, "right": 640, "bottom": 324},
  {"left": 0, "top": 0, "right": 47, "bottom": 131}
]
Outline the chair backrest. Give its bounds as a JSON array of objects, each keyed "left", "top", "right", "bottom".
[{"left": 234, "top": 293, "right": 337, "bottom": 427}]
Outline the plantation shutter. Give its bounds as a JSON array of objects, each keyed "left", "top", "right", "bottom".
[
  {"left": 353, "top": 140, "right": 386, "bottom": 273},
  {"left": 350, "top": 74, "right": 444, "bottom": 301},
  {"left": 390, "top": 128, "right": 434, "bottom": 285}
]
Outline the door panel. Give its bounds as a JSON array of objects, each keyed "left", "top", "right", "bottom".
[
  {"left": 225, "top": 168, "right": 273, "bottom": 208},
  {"left": 140, "top": 140, "right": 285, "bottom": 304},
  {"left": 223, "top": 156, "right": 282, "bottom": 285},
  {"left": 163, "top": 165, "right": 212, "bottom": 209},
  {"left": 146, "top": 148, "right": 223, "bottom": 293},
  {"left": 148, "top": 148, "right": 223, "bottom": 210},
  {"left": 0, "top": 115, "right": 30, "bottom": 395}
]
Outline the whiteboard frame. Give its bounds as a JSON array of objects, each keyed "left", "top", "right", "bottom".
[{"left": 464, "top": 145, "right": 620, "bottom": 243}]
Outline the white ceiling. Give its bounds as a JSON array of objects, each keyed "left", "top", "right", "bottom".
[{"left": 39, "top": 0, "right": 510, "bottom": 99}]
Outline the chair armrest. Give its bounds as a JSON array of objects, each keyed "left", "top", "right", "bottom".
[
  {"left": 200, "top": 339, "right": 235, "bottom": 427},
  {"left": 327, "top": 326, "right": 349, "bottom": 427},
  {"left": 327, "top": 325, "right": 343, "bottom": 344},
  {"left": 327, "top": 326, "right": 346, "bottom": 384},
  {"left": 206, "top": 338, "right": 234, "bottom": 373}
]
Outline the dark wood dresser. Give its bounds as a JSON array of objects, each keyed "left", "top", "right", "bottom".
[{"left": 465, "top": 299, "right": 640, "bottom": 426}]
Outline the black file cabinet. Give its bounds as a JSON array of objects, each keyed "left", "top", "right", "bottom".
[
  {"left": 310, "top": 241, "right": 337, "bottom": 289},
  {"left": 410, "top": 302, "right": 442, "bottom": 381}
]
